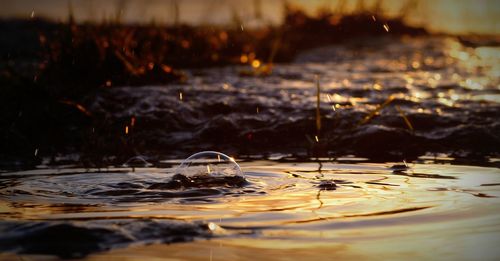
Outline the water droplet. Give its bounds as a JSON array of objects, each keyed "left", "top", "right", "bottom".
[
  {"left": 176, "top": 151, "right": 243, "bottom": 178},
  {"left": 383, "top": 23, "right": 390, "bottom": 32}
]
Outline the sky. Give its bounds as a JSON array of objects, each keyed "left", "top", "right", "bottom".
[{"left": 0, "top": 0, "right": 498, "bottom": 35}]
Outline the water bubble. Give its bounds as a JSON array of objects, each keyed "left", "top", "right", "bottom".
[
  {"left": 123, "top": 156, "right": 153, "bottom": 168},
  {"left": 176, "top": 151, "right": 243, "bottom": 178}
]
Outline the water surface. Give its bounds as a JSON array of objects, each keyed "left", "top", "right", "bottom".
[
  {"left": 1, "top": 160, "right": 499, "bottom": 260},
  {"left": 83, "top": 36, "right": 500, "bottom": 161}
]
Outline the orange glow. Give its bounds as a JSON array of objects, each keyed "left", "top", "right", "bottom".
[
  {"left": 240, "top": 54, "right": 249, "bottom": 63},
  {"left": 125, "top": 126, "right": 129, "bottom": 134},
  {"left": 252, "top": 59, "right": 261, "bottom": 68},
  {"left": 219, "top": 31, "right": 228, "bottom": 42},
  {"left": 161, "top": 65, "right": 172, "bottom": 73}
]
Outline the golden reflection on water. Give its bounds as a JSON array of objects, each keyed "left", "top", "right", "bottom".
[
  {"left": 1, "top": 161, "right": 500, "bottom": 260},
  {"left": 262, "top": 37, "right": 497, "bottom": 120},
  {"left": 447, "top": 39, "right": 500, "bottom": 91}
]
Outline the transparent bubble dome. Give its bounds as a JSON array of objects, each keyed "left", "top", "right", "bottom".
[{"left": 176, "top": 151, "right": 243, "bottom": 178}]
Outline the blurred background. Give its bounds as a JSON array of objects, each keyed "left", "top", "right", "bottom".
[{"left": 1, "top": 0, "right": 499, "bottom": 35}]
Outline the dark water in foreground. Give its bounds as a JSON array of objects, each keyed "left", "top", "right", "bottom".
[{"left": 0, "top": 160, "right": 499, "bottom": 260}]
